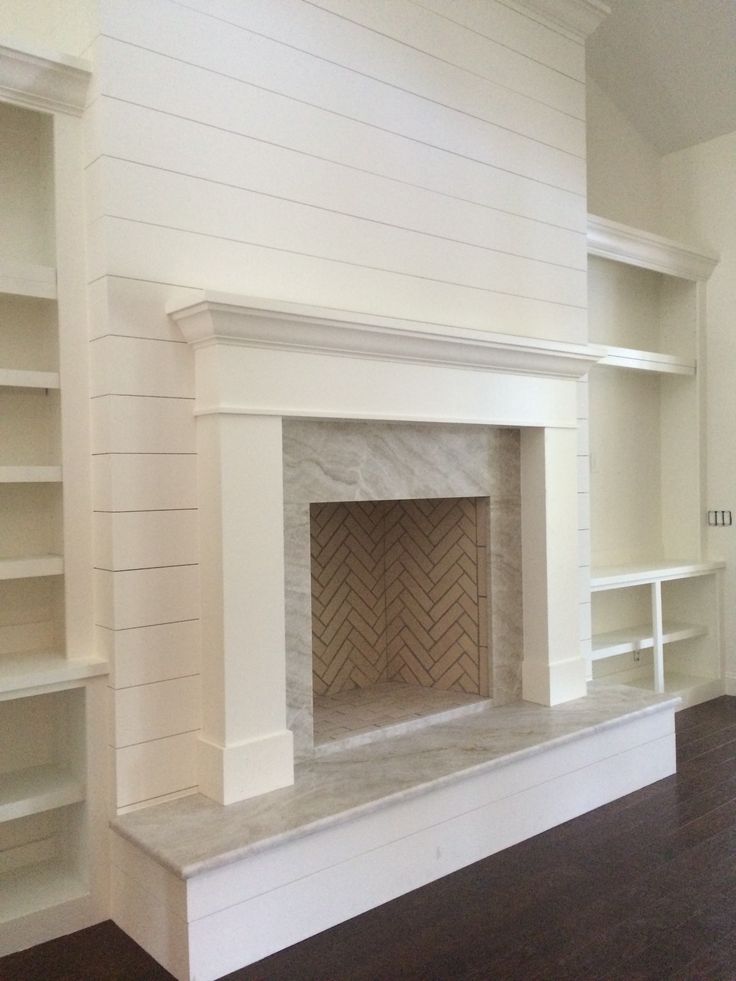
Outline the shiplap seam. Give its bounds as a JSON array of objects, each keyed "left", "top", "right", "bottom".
[
  {"left": 107, "top": 728, "right": 201, "bottom": 750},
  {"left": 95, "top": 215, "right": 588, "bottom": 310},
  {"left": 90, "top": 156, "right": 587, "bottom": 272},
  {"left": 94, "top": 617, "right": 200, "bottom": 630},
  {"left": 168, "top": 0, "right": 586, "bottom": 125},
  {"left": 87, "top": 96, "right": 586, "bottom": 234},
  {"left": 97, "top": 38, "right": 586, "bottom": 196},
  {"left": 111, "top": 672, "right": 201, "bottom": 693},
  {"left": 409, "top": 0, "right": 585, "bottom": 80},
  {"left": 89, "top": 334, "right": 188, "bottom": 345}
]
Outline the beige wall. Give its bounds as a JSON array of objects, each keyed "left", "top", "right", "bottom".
[
  {"left": 661, "top": 131, "right": 736, "bottom": 692},
  {"left": 586, "top": 76, "right": 662, "bottom": 233}
]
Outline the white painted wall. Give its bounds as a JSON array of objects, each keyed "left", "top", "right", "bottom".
[
  {"left": 0, "top": 0, "right": 95, "bottom": 56},
  {"left": 586, "top": 76, "right": 661, "bottom": 233},
  {"left": 660, "top": 131, "right": 736, "bottom": 691},
  {"left": 84, "top": 0, "right": 593, "bottom": 809}
]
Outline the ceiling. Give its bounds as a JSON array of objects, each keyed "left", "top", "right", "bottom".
[{"left": 586, "top": 0, "right": 736, "bottom": 154}]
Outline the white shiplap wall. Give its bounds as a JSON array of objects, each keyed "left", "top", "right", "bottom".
[{"left": 86, "top": 0, "right": 592, "bottom": 809}]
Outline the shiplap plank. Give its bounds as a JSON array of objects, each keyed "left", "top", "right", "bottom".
[
  {"left": 92, "top": 44, "right": 584, "bottom": 232},
  {"left": 126, "top": 0, "right": 585, "bottom": 151},
  {"left": 103, "top": 0, "right": 585, "bottom": 168},
  {"left": 92, "top": 217, "right": 588, "bottom": 342},
  {"left": 110, "top": 675, "right": 201, "bottom": 748},
  {"left": 94, "top": 565, "right": 200, "bottom": 631},
  {"left": 88, "top": 277, "right": 200, "bottom": 342},
  {"left": 93, "top": 454, "right": 197, "bottom": 512},
  {"left": 90, "top": 334, "right": 194, "bottom": 398},
  {"left": 298, "top": 0, "right": 585, "bottom": 116},
  {"left": 413, "top": 0, "right": 586, "bottom": 80},
  {"left": 112, "top": 731, "right": 197, "bottom": 808},
  {"left": 93, "top": 158, "right": 585, "bottom": 307},
  {"left": 91, "top": 394, "right": 195, "bottom": 455},
  {"left": 98, "top": 620, "right": 199, "bottom": 688},
  {"left": 93, "top": 101, "right": 586, "bottom": 271},
  {"left": 95, "top": 35, "right": 584, "bottom": 195},
  {"left": 94, "top": 510, "right": 198, "bottom": 572}
]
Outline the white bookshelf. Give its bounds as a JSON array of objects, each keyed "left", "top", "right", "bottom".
[
  {"left": 586, "top": 217, "right": 722, "bottom": 707},
  {"left": 0, "top": 40, "right": 104, "bottom": 955}
]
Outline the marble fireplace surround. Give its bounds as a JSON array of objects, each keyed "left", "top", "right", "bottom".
[
  {"left": 169, "top": 292, "right": 600, "bottom": 806},
  {"left": 284, "top": 420, "right": 522, "bottom": 759}
]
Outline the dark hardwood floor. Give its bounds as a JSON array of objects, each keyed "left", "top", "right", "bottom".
[{"left": 3, "top": 696, "right": 736, "bottom": 981}]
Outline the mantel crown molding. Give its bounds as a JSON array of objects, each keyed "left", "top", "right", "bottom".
[
  {"left": 168, "top": 292, "right": 600, "bottom": 380},
  {"left": 512, "top": 0, "right": 610, "bottom": 39},
  {"left": 587, "top": 214, "right": 719, "bottom": 282},
  {"left": 0, "top": 36, "right": 91, "bottom": 116}
]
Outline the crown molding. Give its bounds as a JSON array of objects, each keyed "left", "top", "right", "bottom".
[
  {"left": 0, "top": 37, "right": 90, "bottom": 116},
  {"left": 512, "top": 0, "right": 610, "bottom": 39},
  {"left": 169, "top": 292, "right": 599, "bottom": 380},
  {"left": 587, "top": 214, "right": 719, "bottom": 281}
]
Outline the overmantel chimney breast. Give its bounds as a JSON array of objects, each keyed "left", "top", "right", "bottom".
[{"left": 169, "top": 293, "right": 599, "bottom": 805}]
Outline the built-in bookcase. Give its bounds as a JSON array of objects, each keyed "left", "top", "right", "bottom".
[
  {"left": 0, "top": 40, "right": 106, "bottom": 954},
  {"left": 586, "top": 216, "right": 723, "bottom": 707}
]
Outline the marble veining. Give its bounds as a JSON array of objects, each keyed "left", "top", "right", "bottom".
[
  {"left": 112, "top": 685, "right": 678, "bottom": 880},
  {"left": 313, "top": 681, "right": 490, "bottom": 754},
  {"left": 282, "top": 419, "right": 523, "bottom": 758}
]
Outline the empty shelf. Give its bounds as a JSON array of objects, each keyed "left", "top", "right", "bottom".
[
  {"left": 591, "top": 344, "right": 695, "bottom": 375},
  {"left": 0, "top": 555, "right": 63, "bottom": 580},
  {"left": 0, "top": 368, "right": 60, "bottom": 389},
  {"left": 0, "top": 466, "right": 62, "bottom": 483},
  {"left": 592, "top": 621, "right": 707, "bottom": 661},
  {"left": 0, "top": 650, "right": 107, "bottom": 696},
  {"left": 0, "top": 764, "right": 84, "bottom": 824},
  {"left": 0, "top": 259, "right": 56, "bottom": 300}
]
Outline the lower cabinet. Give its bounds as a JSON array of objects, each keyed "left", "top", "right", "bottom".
[{"left": 590, "top": 561, "right": 724, "bottom": 707}]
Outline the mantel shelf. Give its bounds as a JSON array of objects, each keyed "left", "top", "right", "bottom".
[
  {"left": 0, "top": 466, "right": 62, "bottom": 483},
  {"left": 0, "top": 763, "right": 84, "bottom": 824},
  {"left": 590, "top": 344, "right": 696, "bottom": 376},
  {"left": 591, "top": 560, "right": 725, "bottom": 591},
  {"left": 0, "top": 368, "right": 60, "bottom": 390},
  {"left": 592, "top": 621, "right": 707, "bottom": 661},
  {"left": 0, "top": 651, "right": 108, "bottom": 697},
  {"left": 0, "top": 259, "right": 56, "bottom": 300},
  {"left": 0, "top": 555, "right": 63, "bottom": 581}
]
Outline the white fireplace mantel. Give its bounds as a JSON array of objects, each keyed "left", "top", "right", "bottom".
[
  {"left": 169, "top": 293, "right": 597, "bottom": 806},
  {"left": 170, "top": 291, "right": 598, "bottom": 376}
]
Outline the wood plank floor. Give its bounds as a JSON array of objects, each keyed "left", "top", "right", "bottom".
[{"left": 3, "top": 696, "right": 736, "bottom": 980}]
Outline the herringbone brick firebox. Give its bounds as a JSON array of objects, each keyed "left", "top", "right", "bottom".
[
  {"left": 310, "top": 497, "right": 489, "bottom": 698},
  {"left": 283, "top": 419, "right": 522, "bottom": 758}
]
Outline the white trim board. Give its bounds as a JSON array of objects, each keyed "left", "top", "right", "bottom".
[{"left": 0, "top": 38, "right": 90, "bottom": 116}]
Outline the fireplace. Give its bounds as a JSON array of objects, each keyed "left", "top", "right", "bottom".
[
  {"left": 311, "top": 496, "right": 489, "bottom": 697},
  {"left": 282, "top": 419, "right": 523, "bottom": 758},
  {"left": 169, "top": 292, "right": 597, "bottom": 804}
]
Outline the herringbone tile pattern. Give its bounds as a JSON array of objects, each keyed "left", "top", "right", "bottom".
[
  {"left": 311, "top": 498, "right": 488, "bottom": 697},
  {"left": 311, "top": 501, "right": 387, "bottom": 695}
]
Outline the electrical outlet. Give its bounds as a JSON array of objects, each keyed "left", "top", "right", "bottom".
[{"left": 707, "top": 510, "right": 733, "bottom": 527}]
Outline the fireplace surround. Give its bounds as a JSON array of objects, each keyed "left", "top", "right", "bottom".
[
  {"left": 169, "top": 292, "right": 599, "bottom": 804},
  {"left": 283, "top": 419, "right": 523, "bottom": 757}
]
